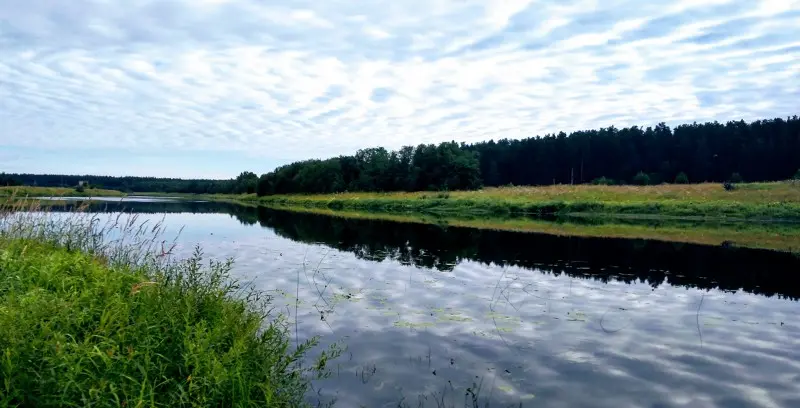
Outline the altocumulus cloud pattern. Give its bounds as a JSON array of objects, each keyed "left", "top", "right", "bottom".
[{"left": 0, "top": 0, "right": 799, "bottom": 177}]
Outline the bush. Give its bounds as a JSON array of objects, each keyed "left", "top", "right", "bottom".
[
  {"left": 730, "top": 172, "right": 743, "bottom": 183},
  {"left": 0, "top": 214, "right": 339, "bottom": 407},
  {"left": 723, "top": 181, "right": 737, "bottom": 191},
  {"left": 633, "top": 171, "right": 651, "bottom": 186},
  {"left": 74, "top": 185, "right": 85, "bottom": 193},
  {"left": 793, "top": 169, "right": 800, "bottom": 180},
  {"left": 674, "top": 172, "right": 689, "bottom": 184},
  {"left": 591, "top": 176, "right": 615, "bottom": 185}
]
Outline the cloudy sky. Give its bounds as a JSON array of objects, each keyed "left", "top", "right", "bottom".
[{"left": 1, "top": 0, "right": 798, "bottom": 178}]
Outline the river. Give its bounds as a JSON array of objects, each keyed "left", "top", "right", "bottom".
[{"left": 38, "top": 198, "right": 800, "bottom": 407}]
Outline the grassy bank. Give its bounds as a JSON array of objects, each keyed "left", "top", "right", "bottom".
[
  {"left": 0, "top": 207, "right": 336, "bottom": 407},
  {"left": 214, "top": 181, "right": 800, "bottom": 221},
  {"left": 260, "top": 205, "right": 800, "bottom": 253},
  {"left": 0, "top": 186, "right": 126, "bottom": 198}
]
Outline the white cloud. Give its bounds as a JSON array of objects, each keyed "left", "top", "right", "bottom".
[{"left": 0, "top": 0, "right": 798, "bottom": 175}]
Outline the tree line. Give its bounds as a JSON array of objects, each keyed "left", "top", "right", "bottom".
[
  {"left": 255, "top": 142, "right": 482, "bottom": 195},
  {"left": 3, "top": 115, "right": 798, "bottom": 194},
  {"left": 0, "top": 172, "right": 260, "bottom": 195},
  {"left": 255, "top": 115, "right": 799, "bottom": 193},
  {"left": 468, "top": 116, "right": 800, "bottom": 186}
]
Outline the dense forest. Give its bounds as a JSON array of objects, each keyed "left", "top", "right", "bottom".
[
  {"left": 2, "top": 115, "right": 799, "bottom": 194},
  {"left": 469, "top": 116, "right": 800, "bottom": 187},
  {"left": 256, "top": 141, "right": 482, "bottom": 195},
  {"left": 254, "top": 115, "right": 799, "bottom": 193}
]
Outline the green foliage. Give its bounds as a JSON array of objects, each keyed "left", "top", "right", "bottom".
[
  {"left": 730, "top": 172, "right": 744, "bottom": 183},
  {"left": 233, "top": 171, "right": 259, "bottom": 194},
  {"left": 74, "top": 185, "right": 85, "bottom": 193},
  {"left": 793, "top": 169, "right": 800, "bottom": 180},
  {"left": 0, "top": 216, "right": 339, "bottom": 407},
  {"left": 723, "top": 181, "right": 737, "bottom": 191},
  {"left": 0, "top": 173, "right": 21, "bottom": 187},
  {"left": 466, "top": 116, "right": 799, "bottom": 186},
  {"left": 633, "top": 172, "right": 651, "bottom": 186},
  {"left": 591, "top": 177, "right": 615, "bottom": 185},
  {"left": 674, "top": 172, "right": 689, "bottom": 184},
  {"left": 255, "top": 141, "right": 482, "bottom": 196},
  {"left": 5, "top": 115, "right": 800, "bottom": 193},
  {"left": 1, "top": 175, "right": 255, "bottom": 196}
]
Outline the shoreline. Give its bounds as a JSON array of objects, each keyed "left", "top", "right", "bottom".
[
  {"left": 6, "top": 182, "right": 800, "bottom": 253},
  {"left": 203, "top": 182, "right": 800, "bottom": 223},
  {"left": 252, "top": 204, "right": 800, "bottom": 254}
]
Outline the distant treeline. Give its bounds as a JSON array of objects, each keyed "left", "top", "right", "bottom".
[
  {"left": 256, "top": 115, "right": 800, "bottom": 194},
  {"left": 256, "top": 141, "right": 482, "bottom": 195},
  {"left": 468, "top": 116, "right": 800, "bottom": 187},
  {"left": 3, "top": 115, "right": 799, "bottom": 194},
  {"left": 0, "top": 172, "right": 259, "bottom": 195}
]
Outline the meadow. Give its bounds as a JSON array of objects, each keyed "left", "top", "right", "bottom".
[
  {"left": 237, "top": 181, "right": 800, "bottom": 221},
  {"left": 258, "top": 204, "right": 800, "bottom": 253},
  {"left": 0, "top": 200, "right": 338, "bottom": 407}
]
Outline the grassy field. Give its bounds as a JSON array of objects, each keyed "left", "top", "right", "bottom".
[
  {"left": 263, "top": 204, "right": 800, "bottom": 253},
  {"left": 232, "top": 181, "right": 800, "bottom": 221},
  {"left": 0, "top": 185, "right": 126, "bottom": 198},
  {"left": 0, "top": 206, "right": 337, "bottom": 407}
]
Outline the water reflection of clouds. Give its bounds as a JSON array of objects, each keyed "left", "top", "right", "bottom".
[{"left": 75, "top": 211, "right": 800, "bottom": 407}]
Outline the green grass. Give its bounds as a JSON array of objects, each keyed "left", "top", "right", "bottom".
[
  {"left": 0, "top": 186, "right": 126, "bottom": 198},
  {"left": 227, "top": 181, "right": 800, "bottom": 221},
  {"left": 260, "top": 205, "right": 800, "bottom": 254},
  {"left": 0, "top": 204, "right": 338, "bottom": 407}
]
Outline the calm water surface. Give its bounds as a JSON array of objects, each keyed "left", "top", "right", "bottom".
[{"left": 49, "top": 200, "right": 800, "bottom": 407}]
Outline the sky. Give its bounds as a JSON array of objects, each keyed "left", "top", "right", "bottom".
[{"left": 1, "top": 0, "right": 798, "bottom": 179}]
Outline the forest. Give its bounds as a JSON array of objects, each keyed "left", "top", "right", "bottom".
[
  {"left": 2, "top": 115, "right": 799, "bottom": 195},
  {"left": 255, "top": 115, "right": 799, "bottom": 194}
]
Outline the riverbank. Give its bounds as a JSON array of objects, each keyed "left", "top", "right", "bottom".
[
  {"left": 0, "top": 213, "right": 334, "bottom": 407},
  {"left": 0, "top": 185, "right": 126, "bottom": 198},
  {"left": 218, "top": 182, "right": 800, "bottom": 221},
  {"left": 258, "top": 204, "right": 800, "bottom": 254}
]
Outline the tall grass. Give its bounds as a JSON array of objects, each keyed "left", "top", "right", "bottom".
[{"left": 0, "top": 199, "right": 339, "bottom": 407}]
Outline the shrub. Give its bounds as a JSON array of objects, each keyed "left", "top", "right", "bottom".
[
  {"left": 730, "top": 172, "right": 743, "bottom": 183},
  {"left": 793, "top": 169, "right": 800, "bottom": 180},
  {"left": 74, "top": 185, "right": 85, "bottom": 193},
  {"left": 633, "top": 171, "right": 651, "bottom": 186},
  {"left": 723, "top": 181, "right": 736, "bottom": 191},
  {"left": 591, "top": 176, "right": 615, "bottom": 185},
  {"left": 674, "top": 172, "right": 689, "bottom": 184}
]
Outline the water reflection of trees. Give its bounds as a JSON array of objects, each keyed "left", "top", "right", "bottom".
[
  {"left": 247, "top": 208, "right": 800, "bottom": 301},
  {"left": 54, "top": 201, "right": 800, "bottom": 300}
]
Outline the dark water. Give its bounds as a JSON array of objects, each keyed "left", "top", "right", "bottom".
[{"left": 49, "top": 200, "right": 800, "bottom": 407}]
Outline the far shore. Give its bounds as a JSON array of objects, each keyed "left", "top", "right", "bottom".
[{"left": 5, "top": 181, "right": 800, "bottom": 253}]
